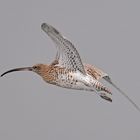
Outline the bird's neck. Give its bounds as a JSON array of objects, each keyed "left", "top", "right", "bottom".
[{"left": 39, "top": 64, "right": 57, "bottom": 83}]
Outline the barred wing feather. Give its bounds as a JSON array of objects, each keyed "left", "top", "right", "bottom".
[{"left": 41, "top": 23, "right": 86, "bottom": 74}]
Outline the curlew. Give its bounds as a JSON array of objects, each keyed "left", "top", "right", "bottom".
[{"left": 1, "top": 23, "right": 140, "bottom": 112}]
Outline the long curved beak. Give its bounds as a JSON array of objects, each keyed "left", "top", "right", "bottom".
[{"left": 1, "top": 67, "right": 33, "bottom": 77}]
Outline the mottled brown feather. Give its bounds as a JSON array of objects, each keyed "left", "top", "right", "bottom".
[{"left": 84, "top": 64, "right": 108, "bottom": 80}]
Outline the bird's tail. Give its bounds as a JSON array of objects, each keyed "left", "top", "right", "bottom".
[{"left": 103, "top": 76, "right": 140, "bottom": 112}]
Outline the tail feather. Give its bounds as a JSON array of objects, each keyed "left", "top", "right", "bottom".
[{"left": 104, "top": 76, "right": 140, "bottom": 113}]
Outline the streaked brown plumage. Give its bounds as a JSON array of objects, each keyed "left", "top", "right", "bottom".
[{"left": 1, "top": 23, "right": 140, "bottom": 112}]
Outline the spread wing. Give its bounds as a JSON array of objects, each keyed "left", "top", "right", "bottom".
[{"left": 41, "top": 23, "right": 86, "bottom": 74}]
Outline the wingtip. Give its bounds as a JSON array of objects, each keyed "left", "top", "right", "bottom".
[{"left": 41, "top": 23, "right": 47, "bottom": 30}]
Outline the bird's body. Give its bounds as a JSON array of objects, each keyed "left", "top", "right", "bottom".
[
  {"left": 1, "top": 22, "right": 140, "bottom": 111},
  {"left": 37, "top": 63, "right": 111, "bottom": 94}
]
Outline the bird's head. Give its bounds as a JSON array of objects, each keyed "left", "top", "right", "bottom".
[
  {"left": 32, "top": 64, "right": 48, "bottom": 75},
  {"left": 1, "top": 64, "right": 48, "bottom": 77}
]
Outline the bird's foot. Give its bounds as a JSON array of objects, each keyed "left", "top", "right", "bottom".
[{"left": 100, "top": 92, "right": 112, "bottom": 102}]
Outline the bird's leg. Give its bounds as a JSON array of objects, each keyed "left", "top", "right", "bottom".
[
  {"left": 99, "top": 92, "right": 112, "bottom": 102},
  {"left": 85, "top": 80, "right": 112, "bottom": 102}
]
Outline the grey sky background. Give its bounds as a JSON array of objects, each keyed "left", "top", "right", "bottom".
[{"left": 0, "top": 0, "right": 140, "bottom": 140}]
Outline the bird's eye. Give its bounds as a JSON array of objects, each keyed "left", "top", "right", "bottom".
[{"left": 33, "top": 66, "right": 38, "bottom": 69}]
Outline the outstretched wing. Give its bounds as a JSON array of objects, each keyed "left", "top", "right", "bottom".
[{"left": 41, "top": 23, "right": 86, "bottom": 74}]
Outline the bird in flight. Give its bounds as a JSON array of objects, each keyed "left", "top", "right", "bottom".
[{"left": 1, "top": 23, "right": 140, "bottom": 112}]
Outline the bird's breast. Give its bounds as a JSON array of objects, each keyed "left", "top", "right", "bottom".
[
  {"left": 53, "top": 71, "right": 93, "bottom": 90},
  {"left": 42, "top": 67, "right": 96, "bottom": 91}
]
